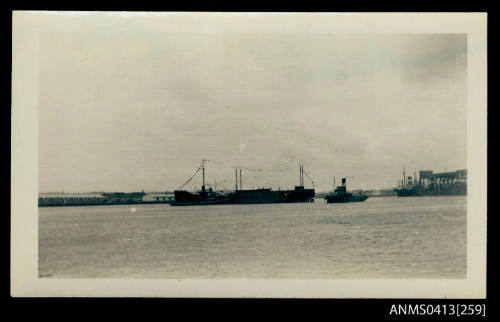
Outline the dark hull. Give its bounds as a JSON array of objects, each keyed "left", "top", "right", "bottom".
[
  {"left": 169, "top": 199, "right": 233, "bottom": 206},
  {"left": 170, "top": 190, "right": 233, "bottom": 206},
  {"left": 171, "top": 188, "right": 315, "bottom": 206},
  {"left": 233, "top": 189, "right": 315, "bottom": 204},
  {"left": 393, "top": 188, "right": 417, "bottom": 197},
  {"left": 325, "top": 195, "right": 368, "bottom": 203}
]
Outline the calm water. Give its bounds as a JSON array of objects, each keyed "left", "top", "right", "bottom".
[{"left": 38, "top": 196, "right": 466, "bottom": 279}]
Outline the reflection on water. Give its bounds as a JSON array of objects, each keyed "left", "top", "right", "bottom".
[{"left": 38, "top": 196, "right": 466, "bottom": 279}]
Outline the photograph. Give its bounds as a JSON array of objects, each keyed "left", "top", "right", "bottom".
[{"left": 11, "top": 11, "right": 487, "bottom": 298}]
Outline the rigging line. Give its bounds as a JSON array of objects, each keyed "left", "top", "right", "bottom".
[
  {"left": 178, "top": 160, "right": 205, "bottom": 189},
  {"left": 204, "top": 158, "right": 293, "bottom": 172},
  {"left": 204, "top": 159, "right": 226, "bottom": 166},
  {"left": 302, "top": 169, "right": 316, "bottom": 188}
]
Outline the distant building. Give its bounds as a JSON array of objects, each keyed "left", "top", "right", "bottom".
[
  {"left": 38, "top": 193, "right": 105, "bottom": 206},
  {"left": 142, "top": 193, "right": 175, "bottom": 203}
]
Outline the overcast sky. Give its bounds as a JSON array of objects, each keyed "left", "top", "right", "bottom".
[{"left": 38, "top": 23, "right": 467, "bottom": 192}]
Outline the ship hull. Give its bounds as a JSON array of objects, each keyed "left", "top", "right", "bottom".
[
  {"left": 325, "top": 195, "right": 368, "bottom": 203},
  {"left": 233, "top": 189, "right": 315, "bottom": 204},
  {"left": 393, "top": 188, "right": 417, "bottom": 197},
  {"left": 169, "top": 199, "right": 233, "bottom": 206},
  {"left": 170, "top": 188, "right": 315, "bottom": 206},
  {"left": 170, "top": 190, "right": 233, "bottom": 206}
]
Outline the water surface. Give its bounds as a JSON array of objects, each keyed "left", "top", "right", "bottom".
[{"left": 38, "top": 196, "right": 466, "bottom": 279}]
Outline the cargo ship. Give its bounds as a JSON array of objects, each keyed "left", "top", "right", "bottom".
[
  {"left": 394, "top": 168, "right": 467, "bottom": 197},
  {"left": 169, "top": 161, "right": 315, "bottom": 206},
  {"left": 324, "top": 177, "right": 368, "bottom": 203}
]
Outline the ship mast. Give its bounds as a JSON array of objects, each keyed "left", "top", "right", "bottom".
[
  {"left": 240, "top": 168, "right": 242, "bottom": 190},
  {"left": 202, "top": 159, "right": 206, "bottom": 192},
  {"left": 235, "top": 168, "right": 238, "bottom": 191}
]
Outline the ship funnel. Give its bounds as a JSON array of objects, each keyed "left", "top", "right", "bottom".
[
  {"left": 201, "top": 160, "right": 206, "bottom": 192},
  {"left": 342, "top": 178, "right": 346, "bottom": 187}
]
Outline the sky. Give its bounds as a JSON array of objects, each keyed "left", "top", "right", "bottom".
[{"left": 38, "top": 23, "right": 467, "bottom": 192}]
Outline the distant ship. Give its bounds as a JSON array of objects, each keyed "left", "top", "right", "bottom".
[
  {"left": 394, "top": 168, "right": 467, "bottom": 197},
  {"left": 324, "top": 177, "right": 369, "bottom": 203},
  {"left": 170, "top": 161, "right": 315, "bottom": 206}
]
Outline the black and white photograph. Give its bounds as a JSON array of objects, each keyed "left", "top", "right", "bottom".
[{"left": 11, "top": 12, "right": 487, "bottom": 298}]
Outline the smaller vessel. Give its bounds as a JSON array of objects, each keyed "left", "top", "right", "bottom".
[{"left": 325, "top": 177, "right": 368, "bottom": 203}]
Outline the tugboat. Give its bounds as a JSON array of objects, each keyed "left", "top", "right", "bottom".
[{"left": 325, "top": 177, "right": 368, "bottom": 203}]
